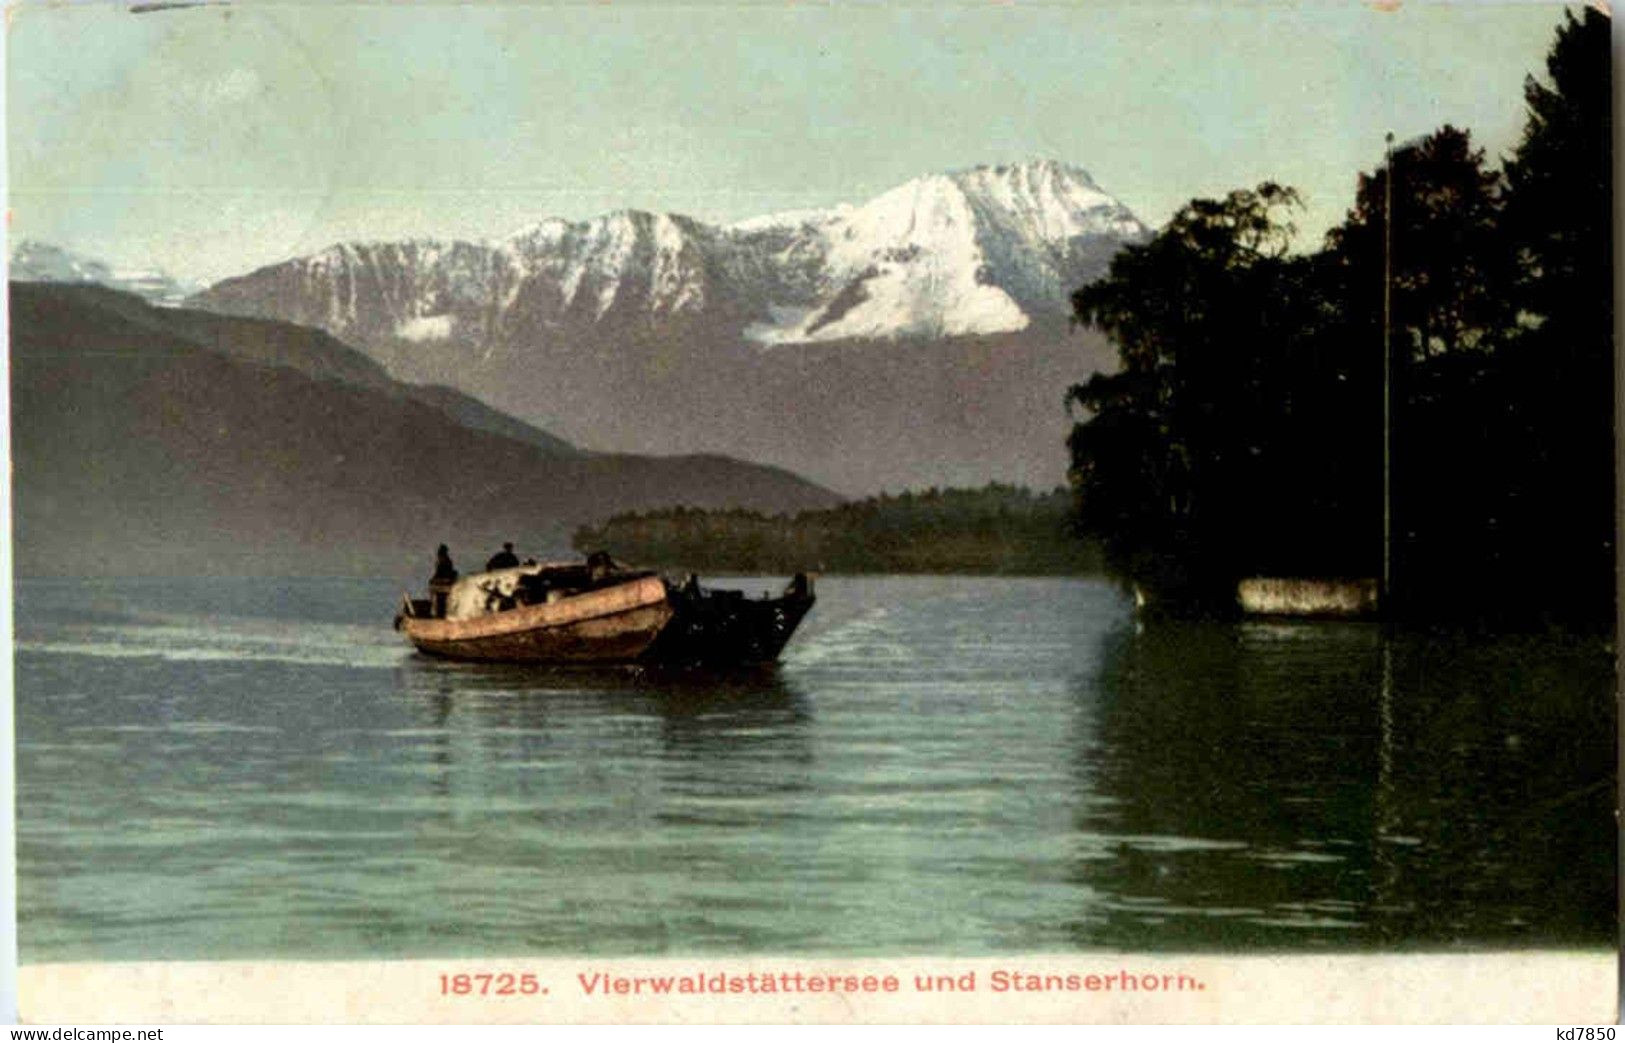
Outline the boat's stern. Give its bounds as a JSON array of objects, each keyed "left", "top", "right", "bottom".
[{"left": 649, "top": 572, "right": 816, "bottom": 665}]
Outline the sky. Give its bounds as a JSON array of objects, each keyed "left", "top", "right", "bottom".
[{"left": 7, "top": 0, "right": 1577, "bottom": 285}]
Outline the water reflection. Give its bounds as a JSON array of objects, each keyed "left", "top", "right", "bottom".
[
  {"left": 389, "top": 653, "right": 816, "bottom": 818},
  {"left": 394, "top": 657, "right": 811, "bottom": 737},
  {"left": 1071, "top": 619, "right": 1614, "bottom": 949},
  {"left": 1366, "top": 630, "right": 1614, "bottom": 946}
]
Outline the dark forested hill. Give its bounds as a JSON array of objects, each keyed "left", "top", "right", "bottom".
[
  {"left": 10, "top": 283, "right": 840, "bottom": 577},
  {"left": 573, "top": 485, "right": 1101, "bottom": 575}
]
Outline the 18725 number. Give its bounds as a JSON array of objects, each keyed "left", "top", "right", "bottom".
[{"left": 438, "top": 972, "right": 544, "bottom": 996}]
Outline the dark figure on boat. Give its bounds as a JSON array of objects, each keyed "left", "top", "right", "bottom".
[
  {"left": 486, "top": 542, "right": 520, "bottom": 571},
  {"left": 429, "top": 544, "right": 458, "bottom": 618},
  {"left": 586, "top": 549, "right": 616, "bottom": 582}
]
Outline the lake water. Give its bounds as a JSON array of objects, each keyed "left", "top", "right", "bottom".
[{"left": 13, "top": 575, "right": 1615, "bottom": 961}]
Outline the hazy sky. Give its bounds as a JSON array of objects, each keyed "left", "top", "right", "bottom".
[{"left": 8, "top": 1, "right": 1574, "bottom": 284}]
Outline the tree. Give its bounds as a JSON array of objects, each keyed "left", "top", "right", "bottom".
[
  {"left": 1492, "top": 7, "right": 1615, "bottom": 627},
  {"left": 1067, "top": 184, "right": 1371, "bottom": 612},
  {"left": 1312, "top": 127, "right": 1518, "bottom": 618},
  {"left": 1325, "top": 125, "right": 1514, "bottom": 361},
  {"left": 1504, "top": 7, "right": 1612, "bottom": 331}
]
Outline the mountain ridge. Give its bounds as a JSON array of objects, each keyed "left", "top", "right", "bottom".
[
  {"left": 10, "top": 282, "right": 841, "bottom": 576},
  {"left": 189, "top": 159, "right": 1147, "bottom": 349},
  {"left": 10, "top": 239, "right": 203, "bottom": 306},
  {"left": 38, "top": 160, "right": 1139, "bottom": 495}
]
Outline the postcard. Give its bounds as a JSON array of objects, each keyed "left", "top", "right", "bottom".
[{"left": 4, "top": 0, "right": 1616, "bottom": 1025}]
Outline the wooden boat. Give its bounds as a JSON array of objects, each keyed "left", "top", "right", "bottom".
[{"left": 394, "top": 552, "right": 815, "bottom": 665}]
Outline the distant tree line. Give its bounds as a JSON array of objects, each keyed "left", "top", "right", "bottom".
[
  {"left": 574, "top": 484, "right": 1102, "bottom": 575},
  {"left": 1067, "top": 10, "right": 1612, "bottom": 628}
]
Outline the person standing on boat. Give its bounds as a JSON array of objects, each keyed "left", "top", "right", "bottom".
[
  {"left": 429, "top": 544, "right": 458, "bottom": 618},
  {"left": 486, "top": 542, "right": 520, "bottom": 571},
  {"left": 433, "top": 545, "right": 457, "bottom": 582}
]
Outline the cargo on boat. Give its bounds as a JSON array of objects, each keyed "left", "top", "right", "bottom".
[{"left": 394, "top": 551, "right": 815, "bottom": 665}]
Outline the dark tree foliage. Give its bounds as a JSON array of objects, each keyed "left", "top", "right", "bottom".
[
  {"left": 1067, "top": 11, "right": 1613, "bottom": 629},
  {"left": 1067, "top": 186, "right": 1378, "bottom": 613},
  {"left": 574, "top": 484, "right": 1102, "bottom": 575},
  {"left": 1323, "top": 127, "right": 1519, "bottom": 621},
  {"left": 1504, "top": 7, "right": 1613, "bottom": 329},
  {"left": 1326, "top": 126, "right": 1515, "bottom": 360},
  {"left": 1378, "top": 12, "right": 1614, "bottom": 628},
  {"left": 1493, "top": 6, "right": 1616, "bottom": 627}
]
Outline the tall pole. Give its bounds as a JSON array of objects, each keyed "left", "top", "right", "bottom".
[{"left": 1382, "top": 132, "right": 1394, "bottom": 616}]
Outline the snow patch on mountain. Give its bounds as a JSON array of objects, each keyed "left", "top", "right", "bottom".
[
  {"left": 501, "top": 209, "right": 724, "bottom": 321},
  {"left": 397, "top": 314, "right": 455, "bottom": 341},
  {"left": 727, "top": 206, "right": 850, "bottom": 234}
]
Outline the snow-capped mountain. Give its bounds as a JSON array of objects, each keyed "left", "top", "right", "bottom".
[
  {"left": 731, "top": 160, "right": 1146, "bottom": 343},
  {"left": 10, "top": 240, "right": 201, "bottom": 305},
  {"left": 187, "top": 161, "right": 1142, "bottom": 493},
  {"left": 193, "top": 161, "right": 1146, "bottom": 350}
]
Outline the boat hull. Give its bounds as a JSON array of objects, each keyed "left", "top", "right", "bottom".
[{"left": 401, "top": 574, "right": 675, "bottom": 663}]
